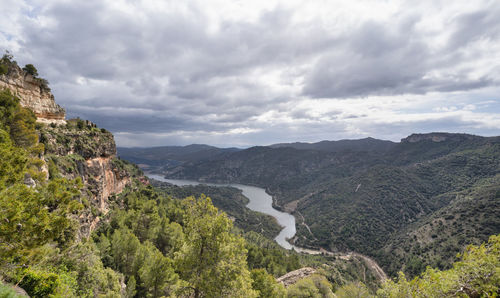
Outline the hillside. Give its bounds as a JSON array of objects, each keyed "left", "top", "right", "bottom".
[
  {"left": 270, "top": 137, "right": 396, "bottom": 153},
  {"left": 160, "top": 132, "right": 500, "bottom": 277},
  {"left": 117, "top": 144, "right": 240, "bottom": 171}
]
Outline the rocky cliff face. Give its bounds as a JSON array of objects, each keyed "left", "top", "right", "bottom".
[
  {"left": 40, "top": 120, "right": 135, "bottom": 236},
  {"left": 0, "top": 62, "right": 66, "bottom": 123},
  {"left": 401, "top": 132, "right": 480, "bottom": 143},
  {"left": 0, "top": 58, "right": 133, "bottom": 236}
]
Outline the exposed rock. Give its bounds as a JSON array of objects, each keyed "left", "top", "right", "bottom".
[
  {"left": 40, "top": 123, "right": 133, "bottom": 237},
  {"left": 401, "top": 132, "right": 480, "bottom": 143},
  {"left": 276, "top": 267, "right": 317, "bottom": 287},
  {"left": 23, "top": 173, "right": 36, "bottom": 188},
  {"left": 0, "top": 62, "right": 65, "bottom": 123}
]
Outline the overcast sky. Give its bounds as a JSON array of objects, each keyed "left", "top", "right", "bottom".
[{"left": 1, "top": 0, "right": 500, "bottom": 147}]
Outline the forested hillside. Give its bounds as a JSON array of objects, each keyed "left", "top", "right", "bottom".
[
  {"left": 117, "top": 144, "right": 240, "bottom": 172},
  {"left": 159, "top": 132, "right": 500, "bottom": 278}
]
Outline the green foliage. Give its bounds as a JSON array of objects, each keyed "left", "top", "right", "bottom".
[
  {"left": 0, "top": 178, "right": 83, "bottom": 260},
  {"left": 0, "top": 130, "right": 27, "bottom": 189},
  {"left": 155, "top": 182, "right": 282, "bottom": 239},
  {"left": 379, "top": 175, "right": 500, "bottom": 277},
  {"left": 138, "top": 242, "right": 178, "bottom": 297},
  {"left": 251, "top": 269, "right": 286, "bottom": 298},
  {"left": 0, "top": 64, "right": 7, "bottom": 76},
  {"left": 0, "top": 89, "right": 38, "bottom": 148},
  {"left": 58, "top": 241, "right": 122, "bottom": 297},
  {"left": 0, "top": 52, "right": 15, "bottom": 76},
  {"left": 17, "top": 268, "right": 59, "bottom": 298},
  {"left": 334, "top": 282, "right": 373, "bottom": 298},
  {"left": 245, "top": 232, "right": 301, "bottom": 277},
  {"left": 286, "top": 275, "right": 334, "bottom": 298},
  {"left": 377, "top": 234, "right": 500, "bottom": 297},
  {"left": 22, "top": 64, "right": 38, "bottom": 77},
  {"left": 0, "top": 282, "right": 26, "bottom": 298},
  {"left": 175, "top": 195, "right": 257, "bottom": 297}
]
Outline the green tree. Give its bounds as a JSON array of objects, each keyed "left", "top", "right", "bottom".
[
  {"left": 22, "top": 64, "right": 38, "bottom": 77},
  {"left": 335, "top": 282, "right": 373, "bottom": 298},
  {"left": 154, "top": 218, "right": 184, "bottom": 257},
  {"left": 138, "top": 242, "right": 178, "bottom": 297},
  {"left": 286, "top": 275, "right": 334, "bottom": 298},
  {"left": 110, "top": 228, "right": 141, "bottom": 277},
  {"left": 251, "top": 269, "right": 286, "bottom": 298},
  {"left": 175, "top": 195, "right": 257, "bottom": 297}
]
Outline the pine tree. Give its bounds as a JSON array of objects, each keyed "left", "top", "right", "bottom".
[{"left": 175, "top": 195, "right": 257, "bottom": 297}]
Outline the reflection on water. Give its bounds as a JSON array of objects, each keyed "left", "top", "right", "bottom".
[{"left": 147, "top": 174, "right": 296, "bottom": 249}]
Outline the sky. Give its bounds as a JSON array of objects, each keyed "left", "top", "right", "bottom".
[{"left": 1, "top": 0, "right": 500, "bottom": 147}]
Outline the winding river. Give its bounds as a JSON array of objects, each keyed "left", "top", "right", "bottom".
[
  {"left": 146, "top": 174, "right": 389, "bottom": 280},
  {"left": 146, "top": 174, "right": 297, "bottom": 249}
]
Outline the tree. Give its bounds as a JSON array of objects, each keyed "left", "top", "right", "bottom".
[
  {"left": 23, "top": 64, "right": 38, "bottom": 77},
  {"left": 335, "top": 282, "right": 373, "bottom": 298},
  {"left": 251, "top": 269, "right": 286, "bottom": 298},
  {"left": 154, "top": 218, "right": 184, "bottom": 257},
  {"left": 110, "top": 228, "right": 141, "bottom": 277},
  {"left": 138, "top": 242, "right": 178, "bottom": 297},
  {"left": 286, "top": 275, "right": 334, "bottom": 298},
  {"left": 175, "top": 195, "right": 257, "bottom": 297}
]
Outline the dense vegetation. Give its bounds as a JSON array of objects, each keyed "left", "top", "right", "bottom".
[{"left": 152, "top": 180, "right": 282, "bottom": 239}]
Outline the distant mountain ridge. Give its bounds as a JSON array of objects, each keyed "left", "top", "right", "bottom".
[
  {"left": 270, "top": 137, "right": 396, "bottom": 153},
  {"left": 117, "top": 144, "right": 240, "bottom": 170}
]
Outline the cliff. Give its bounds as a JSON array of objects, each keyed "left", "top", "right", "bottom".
[
  {"left": 40, "top": 119, "right": 138, "bottom": 236},
  {"left": 0, "top": 57, "right": 66, "bottom": 123},
  {"left": 0, "top": 55, "right": 136, "bottom": 236},
  {"left": 400, "top": 132, "right": 480, "bottom": 143}
]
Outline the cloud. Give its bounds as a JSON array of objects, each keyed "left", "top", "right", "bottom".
[{"left": 0, "top": 0, "right": 499, "bottom": 146}]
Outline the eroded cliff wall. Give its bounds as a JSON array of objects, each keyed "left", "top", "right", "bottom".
[
  {"left": 40, "top": 120, "right": 137, "bottom": 236},
  {"left": 0, "top": 60, "right": 66, "bottom": 123}
]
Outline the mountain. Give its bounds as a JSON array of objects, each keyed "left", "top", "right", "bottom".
[
  {"left": 162, "top": 132, "right": 500, "bottom": 277},
  {"left": 117, "top": 144, "right": 240, "bottom": 170},
  {"left": 270, "top": 137, "right": 396, "bottom": 153}
]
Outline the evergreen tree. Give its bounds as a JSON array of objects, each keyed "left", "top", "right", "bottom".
[{"left": 175, "top": 195, "right": 257, "bottom": 297}]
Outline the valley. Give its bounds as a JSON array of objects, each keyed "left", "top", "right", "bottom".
[{"left": 120, "top": 133, "right": 500, "bottom": 279}]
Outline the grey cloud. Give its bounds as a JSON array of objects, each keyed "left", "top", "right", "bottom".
[
  {"left": 303, "top": 6, "right": 500, "bottom": 99},
  {"left": 447, "top": 4, "right": 500, "bottom": 50}
]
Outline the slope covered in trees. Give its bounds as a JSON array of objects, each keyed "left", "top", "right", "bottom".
[{"left": 156, "top": 132, "right": 500, "bottom": 278}]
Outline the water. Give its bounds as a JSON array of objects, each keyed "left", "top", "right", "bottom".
[{"left": 147, "top": 174, "right": 296, "bottom": 249}]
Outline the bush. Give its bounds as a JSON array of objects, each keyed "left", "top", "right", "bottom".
[
  {"left": 0, "top": 64, "right": 7, "bottom": 75},
  {"left": 17, "top": 269, "right": 60, "bottom": 298}
]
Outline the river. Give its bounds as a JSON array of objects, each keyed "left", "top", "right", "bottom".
[{"left": 146, "top": 174, "right": 298, "bottom": 249}]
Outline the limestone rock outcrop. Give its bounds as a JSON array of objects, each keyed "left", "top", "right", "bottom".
[
  {"left": 401, "top": 132, "right": 479, "bottom": 143},
  {"left": 0, "top": 62, "right": 66, "bottom": 123},
  {"left": 40, "top": 121, "right": 134, "bottom": 236},
  {"left": 276, "top": 267, "right": 317, "bottom": 287}
]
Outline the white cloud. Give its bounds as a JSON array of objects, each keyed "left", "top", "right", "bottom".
[{"left": 1, "top": 0, "right": 499, "bottom": 147}]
